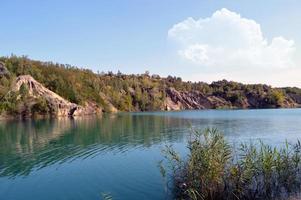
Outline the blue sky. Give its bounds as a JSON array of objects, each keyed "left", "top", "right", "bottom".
[{"left": 1, "top": 0, "right": 301, "bottom": 87}]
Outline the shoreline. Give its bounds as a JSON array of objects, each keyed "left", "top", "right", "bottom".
[{"left": 1, "top": 106, "right": 301, "bottom": 121}]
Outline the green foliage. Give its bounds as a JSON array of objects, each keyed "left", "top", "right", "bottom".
[
  {"left": 162, "top": 128, "right": 301, "bottom": 200},
  {"left": 0, "top": 55, "right": 300, "bottom": 115},
  {"left": 283, "top": 87, "right": 301, "bottom": 96},
  {"left": 31, "top": 97, "right": 51, "bottom": 116},
  {"left": 268, "top": 90, "right": 285, "bottom": 106},
  {"left": 0, "top": 91, "right": 19, "bottom": 114},
  {"left": 19, "top": 83, "right": 29, "bottom": 100}
]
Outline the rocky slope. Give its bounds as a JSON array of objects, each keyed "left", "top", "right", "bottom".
[
  {"left": 11, "top": 75, "right": 101, "bottom": 117},
  {"left": 1, "top": 56, "right": 301, "bottom": 118},
  {"left": 5, "top": 75, "right": 301, "bottom": 118},
  {"left": 164, "top": 88, "right": 232, "bottom": 110},
  {"left": 163, "top": 87, "right": 299, "bottom": 110}
]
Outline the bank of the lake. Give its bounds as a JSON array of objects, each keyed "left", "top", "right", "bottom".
[{"left": 1, "top": 56, "right": 301, "bottom": 119}]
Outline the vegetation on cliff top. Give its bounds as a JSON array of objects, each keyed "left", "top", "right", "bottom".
[{"left": 0, "top": 55, "right": 300, "bottom": 115}]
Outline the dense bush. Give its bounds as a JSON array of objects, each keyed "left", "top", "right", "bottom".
[
  {"left": 161, "top": 128, "right": 301, "bottom": 200},
  {"left": 31, "top": 97, "right": 51, "bottom": 116}
]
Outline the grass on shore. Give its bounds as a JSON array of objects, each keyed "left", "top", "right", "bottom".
[{"left": 161, "top": 128, "right": 301, "bottom": 200}]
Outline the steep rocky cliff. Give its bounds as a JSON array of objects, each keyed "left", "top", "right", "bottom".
[
  {"left": 164, "top": 88, "right": 232, "bottom": 110},
  {"left": 163, "top": 87, "right": 299, "bottom": 111},
  {"left": 11, "top": 75, "right": 101, "bottom": 117}
]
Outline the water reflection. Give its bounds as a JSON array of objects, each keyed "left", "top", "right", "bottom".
[
  {"left": 0, "top": 114, "right": 189, "bottom": 178},
  {"left": 1, "top": 110, "right": 301, "bottom": 200}
]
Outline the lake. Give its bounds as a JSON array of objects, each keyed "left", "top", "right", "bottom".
[{"left": 0, "top": 109, "right": 301, "bottom": 200}]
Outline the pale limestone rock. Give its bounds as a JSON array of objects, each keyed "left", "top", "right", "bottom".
[{"left": 13, "top": 75, "right": 101, "bottom": 116}]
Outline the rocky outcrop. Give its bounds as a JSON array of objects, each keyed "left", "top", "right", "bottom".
[
  {"left": 99, "top": 92, "right": 118, "bottom": 113},
  {"left": 164, "top": 87, "right": 232, "bottom": 110},
  {"left": 164, "top": 87, "right": 300, "bottom": 111},
  {"left": 12, "top": 75, "right": 101, "bottom": 116},
  {"left": 4, "top": 75, "right": 301, "bottom": 118}
]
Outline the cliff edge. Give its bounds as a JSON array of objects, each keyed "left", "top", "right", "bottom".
[{"left": 9, "top": 75, "right": 101, "bottom": 117}]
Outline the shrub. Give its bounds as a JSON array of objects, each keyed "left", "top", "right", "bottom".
[
  {"left": 31, "top": 97, "right": 51, "bottom": 115},
  {"left": 161, "top": 128, "right": 301, "bottom": 200}
]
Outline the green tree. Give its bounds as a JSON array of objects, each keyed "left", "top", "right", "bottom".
[{"left": 19, "top": 83, "right": 29, "bottom": 100}]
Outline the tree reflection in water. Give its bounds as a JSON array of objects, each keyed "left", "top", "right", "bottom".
[{"left": 0, "top": 114, "right": 188, "bottom": 178}]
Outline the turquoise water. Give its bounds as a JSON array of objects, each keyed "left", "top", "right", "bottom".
[{"left": 0, "top": 109, "right": 301, "bottom": 200}]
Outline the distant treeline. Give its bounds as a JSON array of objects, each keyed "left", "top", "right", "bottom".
[{"left": 0, "top": 55, "right": 301, "bottom": 114}]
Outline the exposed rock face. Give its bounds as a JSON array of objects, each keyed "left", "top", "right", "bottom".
[
  {"left": 164, "top": 87, "right": 300, "bottom": 111},
  {"left": 72, "top": 101, "right": 101, "bottom": 116},
  {"left": 244, "top": 92, "right": 298, "bottom": 108},
  {"left": 6, "top": 75, "right": 300, "bottom": 118},
  {"left": 288, "top": 93, "right": 301, "bottom": 105},
  {"left": 164, "top": 87, "right": 232, "bottom": 110},
  {"left": 13, "top": 75, "right": 101, "bottom": 116},
  {"left": 99, "top": 92, "right": 118, "bottom": 113}
]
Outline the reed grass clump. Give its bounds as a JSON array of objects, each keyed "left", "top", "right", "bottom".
[{"left": 161, "top": 128, "right": 301, "bottom": 200}]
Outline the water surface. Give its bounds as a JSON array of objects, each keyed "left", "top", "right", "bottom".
[{"left": 0, "top": 109, "right": 301, "bottom": 200}]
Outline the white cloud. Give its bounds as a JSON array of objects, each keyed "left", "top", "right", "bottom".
[
  {"left": 185, "top": 68, "right": 301, "bottom": 88},
  {"left": 168, "top": 8, "right": 296, "bottom": 70}
]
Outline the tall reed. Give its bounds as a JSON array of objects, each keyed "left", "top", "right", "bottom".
[{"left": 161, "top": 128, "right": 301, "bottom": 200}]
